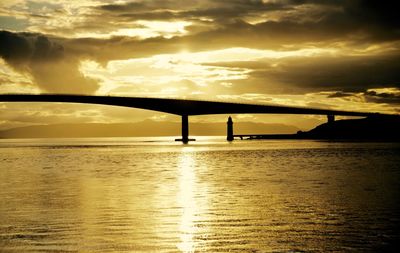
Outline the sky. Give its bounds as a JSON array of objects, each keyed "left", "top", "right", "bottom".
[{"left": 0, "top": 0, "right": 399, "bottom": 131}]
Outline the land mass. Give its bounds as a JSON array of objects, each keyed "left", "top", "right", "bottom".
[
  {"left": 239, "top": 116, "right": 400, "bottom": 141},
  {"left": 0, "top": 120, "right": 299, "bottom": 138},
  {"left": 298, "top": 115, "right": 400, "bottom": 140}
]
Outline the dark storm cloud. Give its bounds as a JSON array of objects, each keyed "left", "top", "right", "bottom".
[
  {"left": 363, "top": 90, "right": 400, "bottom": 105},
  {"left": 99, "top": 1, "right": 151, "bottom": 12},
  {"left": 59, "top": 0, "right": 400, "bottom": 67},
  {"left": 265, "top": 54, "right": 400, "bottom": 92},
  {"left": 0, "top": 30, "right": 99, "bottom": 93},
  {"left": 319, "top": 0, "right": 400, "bottom": 42},
  {"left": 209, "top": 51, "right": 400, "bottom": 95},
  {"left": 324, "top": 89, "right": 400, "bottom": 105},
  {"left": 343, "top": 0, "right": 400, "bottom": 28},
  {"left": 95, "top": 0, "right": 295, "bottom": 36},
  {"left": 2, "top": 1, "right": 398, "bottom": 96},
  {"left": 98, "top": 0, "right": 285, "bottom": 13},
  {"left": 93, "top": 0, "right": 291, "bottom": 38},
  {"left": 59, "top": 19, "right": 354, "bottom": 64},
  {"left": 327, "top": 91, "right": 354, "bottom": 98},
  {"left": 119, "top": 11, "right": 179, "bottom": 21},
  {"left": 97, "top": 0, "right": 291, "bottom": 26},
  {"left": 96, "top": 0, "right": 400, "bottom": 43},
  {"left": 0, "top": 31, "right": 34, "bottom": 65}
]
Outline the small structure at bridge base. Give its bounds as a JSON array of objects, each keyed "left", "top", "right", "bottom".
[
  {"left": 327, "top": 114, "right": 335, "bottom": 124},
  {"left": 175, "top": 115, "right": 195, "bottom": 143},
  {"left": 227, "top": 116, "right": 234, "bottom": 141}
]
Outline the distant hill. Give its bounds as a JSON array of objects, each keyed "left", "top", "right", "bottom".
[
  {"left": 0, "top": 120, "right": 299, "bottom": 138},
  {"left": 298, "top": 115, "right": 400, "bottom": 140}
]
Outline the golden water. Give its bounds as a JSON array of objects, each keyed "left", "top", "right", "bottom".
[{"left": 1, "top": 138, "right": 399, "bottom": 252}]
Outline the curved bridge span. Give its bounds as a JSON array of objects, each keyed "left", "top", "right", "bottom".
[{"left": 0, "top": 94, "right": 387, "bottom": 142}]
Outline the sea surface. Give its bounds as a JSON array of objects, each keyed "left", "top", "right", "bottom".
[{"left": 0, "top": 137, "right": 399, "bottom": 252}]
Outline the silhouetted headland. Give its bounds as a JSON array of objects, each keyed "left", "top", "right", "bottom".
[{"left": 236, "top": 115, "right": 400, "bottom": 141}]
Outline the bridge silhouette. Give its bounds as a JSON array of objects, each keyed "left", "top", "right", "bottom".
[{"left": 0, "top": 94, "right": 389, "bottom": 142}]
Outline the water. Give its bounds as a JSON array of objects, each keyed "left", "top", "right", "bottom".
[{"left": 1, "top": 137, "right": 399, "bottom": 252}]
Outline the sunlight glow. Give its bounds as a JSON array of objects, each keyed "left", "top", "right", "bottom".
[
  {"left": 75, "top": 20, "right": 192, "bottom": 39},
  {"left": 177, "top": 149, "right": 197, "bottom": 253},
  {"left": 169, "top": 47, "right": 338, "bottom": 63},
  {"left": 0, "top": 59, "right": 38, "bottom": 93},
  {"left": 80, "top": 47, "right": 338, "bottom": 95},
  {"left": 137, "top": 20, "right": 191, "bottom": 36}
]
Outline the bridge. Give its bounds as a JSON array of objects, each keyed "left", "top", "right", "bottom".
[{"left": 0, "top": 94, "right": 390, "bottom": 142}]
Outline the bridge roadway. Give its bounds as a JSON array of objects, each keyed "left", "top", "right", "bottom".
[{"left": 0, "top": 94, "right": 388, "bottom": 142}]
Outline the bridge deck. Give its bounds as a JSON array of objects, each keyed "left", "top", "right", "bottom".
[
  {"left": 1, "top": 94, "right": 396, "bottom": 143},
  {"left": 0, "top": 94, "right": 386, "bottom": 117}
]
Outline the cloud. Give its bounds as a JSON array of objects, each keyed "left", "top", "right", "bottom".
[
  {"left": 363, "top": 88, "right": 400, "bottom": 105},
  {"left": 209, "top": 50, "right": 400, "bottom": 95},
  {"left": 268, "top": 54, "right": 400, "bottom": 92},
  {"left": 93, "top": 0, "right": 400, "bottom": 43},
  {"left": 1, "top": 1, "right": 395, "bottom": 67},
  {"left": 1, "top": 1, "right": 399, "bottom": 99},
  {"left": 315, "top": 88, "right": 400, "bottom": 106},
  {"left": 3, "top": 1, "right": 399, "bottom": 45},
  {"left": 99, "top": 0, "right": 288, "bottom": 21},
  {"left": 0, "top": 30, "right": 99, "bottom": 93},
  {"left": 327, "top": 91, "right": 354, "bottom": 98}
]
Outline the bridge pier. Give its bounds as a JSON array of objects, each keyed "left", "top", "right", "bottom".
[
  {"left": 327, "top": 114, "right": 335, "bottom": 124},
  {"left": 175, "top": 115, "right": 195, "bottom": 143},
  {"left": 182, "top": 114, "right": 189, "bottom": 143}
]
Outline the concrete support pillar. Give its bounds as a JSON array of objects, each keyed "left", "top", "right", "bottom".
[
  {"left": 175, "top": 115, "right": 195, "bottom": 143},
  {"left": 327, "top": 114, "right": 335, "bottom": 124},
  {"left": 181, "top": 114, "right": 189, "bottom": 143},
  {"left": 227, "top": 116, "right": 234, "bottom": 141}
]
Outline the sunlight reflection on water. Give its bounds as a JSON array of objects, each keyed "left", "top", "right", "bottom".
[
  {"left": 177, "top": 148, "right": 197, "bottom": 252},
  {"left": 0, "top": 138, "right": 400, "bottom": 252}
]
